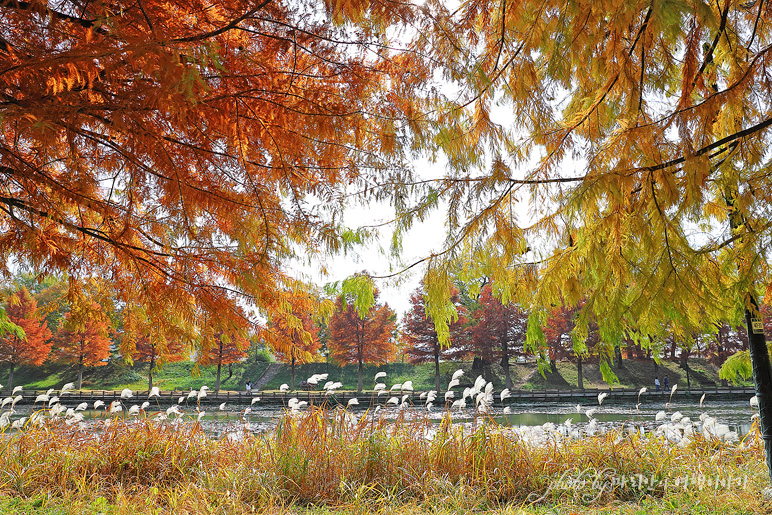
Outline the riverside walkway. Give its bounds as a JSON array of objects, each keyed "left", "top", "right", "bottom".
[{"left": 5, "top": 385, "right": 757, "bottom": 408}]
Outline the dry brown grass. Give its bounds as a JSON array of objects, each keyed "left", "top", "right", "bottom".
[{"left": 0, "top": 408, "right": 768, "bottom": 514}]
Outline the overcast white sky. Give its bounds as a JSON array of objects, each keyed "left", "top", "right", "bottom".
[
  {"left": 297, "top": 105, "right": 526, "bottom": 319},
  {"left": 295, "top": 160, "right": 449, "bottom": 319},
  {"left": 321, "top": 203, "right": 447, "bottom": 318}
]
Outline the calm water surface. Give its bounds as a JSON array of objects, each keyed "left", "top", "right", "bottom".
[{"left": 4, "top": 396, "right": 758, "bottom": 439}]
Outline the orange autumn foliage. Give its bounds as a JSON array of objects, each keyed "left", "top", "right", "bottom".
[
  {"left": 198, "top": 336, "right": 247, "bottom": 368},
  {"left": 266, "top": 289, "right": 322, "bottom": 390},
  {"left": 53, "top": 298, "right": 112, "bottom": 389},
  {"left": 1, "top": 287, "right": 53, "bottom": 365},
  {"left": 128, "top": 324, "right": 190, "bottom": 391},
  {"left": 54, "top": 315, "right": 112, "bottom": 368},
  {"left": 197, "top": 331, "right": 248, "bottom": 392},
  {"left": 133, "top": 337, "right": 187, "bottom": 367},
  {"left": 329, "top": 289, "right": 396, "bottom": 392},
  {"left": 0, "top": 287, "right": 53, "bottom": 389},
  {"left": 0, "top": 0, "right": 424, "bottom": 357}
]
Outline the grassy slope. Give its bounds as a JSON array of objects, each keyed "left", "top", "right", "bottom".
[
  {"left": 1, "top": 355, "right": 747, "bottom": 393},
  {"left": 0, "top": 359, "right": 273, "bottom": 392}
]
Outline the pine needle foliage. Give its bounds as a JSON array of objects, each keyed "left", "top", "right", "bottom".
[{"left": 382, "top": 0, "right": 772, "bottom": 372}]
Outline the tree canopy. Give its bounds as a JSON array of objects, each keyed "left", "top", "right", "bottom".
[
  {"left": 53, "top": 306, "right": 112, "bottom": 390},
  {"left": 197, "top": 331, "right": 248, "bottom": 392},
  {"left": 329, "top": 287, "right": 396, "bottom": 392},
  {"left": 402, "top": 283, "right": 468, "bottom": 391},
  {"left": 469, "top": 284, "right": 528, "bottom": 388},
  {"left": 0, "top": 0, "right": 421, "bottom": 354},
  {"left": 0, "top": 287, "right": 52, "bottom": 390},
  {"left": 379, "top": 0, "right": 772, "bottom": 364},
  {"left": 265, "top": 285, "right": 322, "bottom": 390},
  {"left": 5, "top": 0, "right": 772, "bottom": 382}
]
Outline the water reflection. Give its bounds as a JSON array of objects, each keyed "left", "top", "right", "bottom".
[{"left": 163, "top": 397, "right": 760, "bottom": 439}]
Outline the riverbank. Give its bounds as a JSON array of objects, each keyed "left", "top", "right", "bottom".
[
  {"left": 1, "top": 357, "right": 747, "bottom": 395},
  {"left": 4, "top": 385, "right": 757, "bottom": 408}
]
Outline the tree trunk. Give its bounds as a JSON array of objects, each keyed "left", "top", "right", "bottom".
[
  {"left": 357, "top": 358, "right": 363, "bottom": 393},
  {"left": 148, "top": 352, "right": 156, "bottom": 391},
  {"left": 7, "top": 362, "right": 14, "bottom": 394},
  {"left": 501, "top": 340, "right": 512, "bottom": 389},
  {"left": 614, "top": 346, "right": 625, "bottom": 369},
  {"left": 746, "top": 295, "right": 772, "bottom": 486},
  {"left": 215, "top": 360, "right": 222, "bottom": 393},
  {"left": 726, "top": 187, "right": 772, "bottom": 484},
  {"left": 356, "top": 321, "right": 364, "bottom": 393},
  {"left": 77, "top": 341, "right": 85, "bottom": 390},
  {"left": 291, "top": 355, "right": 296, "bottom": 391},
  {"left": 550, "top": 358, "right": 557, "bottom": 374},
  {"left": 679, "top": 350, "right": 688, "bottom": 369},
  {"left": 577, "top": 356, "right": 584, "bottom": 390},
  {"left": 226, "top": 363, "right": 234, "bottom": 383},
  {"left": 501, "top": 356, "right": 512, "bottom": 389},
  {"left": 214, "top": 341, "right": 223, "bottom": 392},
  {"left": 680, "top": 350, "right": 691, "bottom": 389},
  {"left": 434, "top": 344, "right": 441, "bottom": 392},
  {"left": 77, "top": 359, "right": 83, "bottom": 391}
]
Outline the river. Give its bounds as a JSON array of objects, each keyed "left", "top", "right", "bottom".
[{"left": 2, "top": 395, "right": 758, "bottom": 440}]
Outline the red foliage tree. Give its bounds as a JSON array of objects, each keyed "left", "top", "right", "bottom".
[
  {"left": 543, "top": 304, "right": 577, "bottom": 372},
  {"left": 403, "top": 285, "right": 469, "bottom": 391},
  {"left": 54, "top": 303, "right": 112, "bottom": 390},
  {"left": 197, "top": 332, "right": 248, "bottom": 392},
  {"left": 329, "top": 290, "right": 397, "bottom": 392},
  {"left": 132, "top": 335, "right": 187, "bottom": 391},
  {"left": 543, "top": 302, "right": 602, "bottom": 389},
  {"left": 469, "top": 285, "right": 528, "bottom": 389},
  {"left": 0, "top": 287, "right": 53, "bottom": 391}
]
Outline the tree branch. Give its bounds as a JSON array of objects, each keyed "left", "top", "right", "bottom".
[{"left": 173, "top": 0, "right": 273, "bottom": 43}]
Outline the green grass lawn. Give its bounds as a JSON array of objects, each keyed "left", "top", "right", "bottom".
[
  {"left": 1, "top": 356, "right": 749, "bottom": 394},
  {"left": 255, "top": 357, "right": 746, "bottom": 392}
]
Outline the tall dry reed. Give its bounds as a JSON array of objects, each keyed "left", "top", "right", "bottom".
[{"left": 0, "top": 408, "right": 767, "bottom": 513}]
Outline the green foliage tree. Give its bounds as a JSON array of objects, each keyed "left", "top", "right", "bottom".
[{"left": 372, "top": 1, "right": 772, "bottom": 484}]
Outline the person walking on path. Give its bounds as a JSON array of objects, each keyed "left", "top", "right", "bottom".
[
  {"left": 246, "top": 379, "right": 252, "bottom": 394},
  {"left": 655, "top": 376, "right": 661, "bottom": 392},
  {"left": 663, "top": 375, "right": 669, "bottom": 390}
]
